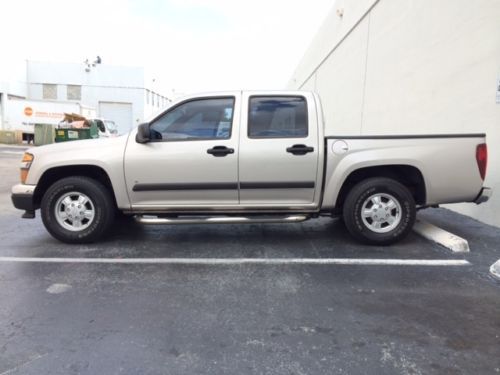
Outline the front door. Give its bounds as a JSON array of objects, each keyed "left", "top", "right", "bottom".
[
  {"left": 124, "top": 94, "right": 240, "bottom": 208},
  {"left": 238, "top": 93, "right": 320, "bottom": 206}
]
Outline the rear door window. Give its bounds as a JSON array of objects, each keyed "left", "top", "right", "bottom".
[{"left": 248, "top": 96, "right": 308, "bottom": 138}]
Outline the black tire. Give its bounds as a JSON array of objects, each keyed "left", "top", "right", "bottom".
[
  {"left": 41, "top": 176, "right": 115, "bottom": 244},
  {"left": 342, "top": 177, "right": 416, "bottom": 245}
]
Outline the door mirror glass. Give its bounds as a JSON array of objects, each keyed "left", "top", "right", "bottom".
[
  {"left": 136, "top": 122, "right": 151, "bottom": 143},
  {"left": 95, "top": 120, "right": 106, "bottom": 133}
]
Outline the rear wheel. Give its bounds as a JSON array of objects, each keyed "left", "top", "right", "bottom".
[
  {"left": 342, "top": 177, "right": 416, "bottom": 245},
  {"left": 41, "top": 176, "right": 115, "bottom": 243}
]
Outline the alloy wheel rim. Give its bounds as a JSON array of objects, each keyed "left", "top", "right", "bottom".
[
  {"left": 54, "top": 192, "right": 95, "bottom": 232},
  {"left": 361, "top": 193, "right": 402, "bottom": 233}
]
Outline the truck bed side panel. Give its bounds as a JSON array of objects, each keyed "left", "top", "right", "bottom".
[{"left": 321, "top": 135, "right": 485, "bottom": 209}]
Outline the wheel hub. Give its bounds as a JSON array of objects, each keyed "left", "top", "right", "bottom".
[
  {"left": 54, "top": 192, "right": 95, "bottom": 232},
  {"left": 361, "top": 193, "right": 402, "bottom": 233}
]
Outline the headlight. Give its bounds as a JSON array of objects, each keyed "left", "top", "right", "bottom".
[{"left": 20, "top": 152, "right": 34, "bottom": 184}]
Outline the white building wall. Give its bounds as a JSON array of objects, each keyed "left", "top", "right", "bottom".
[
  {"left": 0, "top": 59, "right": 28, "bottom": 130},
  {"left": 288, "top": 0, "right": 500, "bottom": 227},
  {"left": 0, "top": 59, "right": 28, "bottom": 98},
  {"left": 26, "top": 61, "right": 168, "bottom": 131}
]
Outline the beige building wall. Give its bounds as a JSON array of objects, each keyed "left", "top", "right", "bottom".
[{"left": 287, "top": 0, "right": 500, "bottom": 228}]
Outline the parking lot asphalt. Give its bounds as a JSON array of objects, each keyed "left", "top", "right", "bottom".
[{"left": 1, "top": 145, "right": 500, "bottom": 374}]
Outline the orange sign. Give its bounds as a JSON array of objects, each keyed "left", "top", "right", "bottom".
[{"left": 24, "top": 107, "right": 33, "bottom": 116}]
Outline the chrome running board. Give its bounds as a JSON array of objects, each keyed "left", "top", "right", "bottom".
[{"left": 135, "top": 215, "right": 310, "bottom": 225}]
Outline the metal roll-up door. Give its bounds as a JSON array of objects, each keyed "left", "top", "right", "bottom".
[{"left": 99, "top": 102, "right": 133, "bottom": 135}]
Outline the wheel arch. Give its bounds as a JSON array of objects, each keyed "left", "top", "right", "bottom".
[
  {"left": 333, "top": 165, "right": 426, "bottom": 214},
  {"left": 34, "top": 165, "right": 118, "bottom": 209}
]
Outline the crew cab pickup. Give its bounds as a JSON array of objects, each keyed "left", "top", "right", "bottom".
[{"left": 11, "top": 91, "right": 491, "bottom": 244}]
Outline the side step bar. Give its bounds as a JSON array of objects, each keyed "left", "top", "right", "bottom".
[{"left": 135, "top": 215, "right": 310, "bottom": 225}]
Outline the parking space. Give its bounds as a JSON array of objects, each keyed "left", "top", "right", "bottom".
[{"left": 1, "top": 146, "right": 500, "bottom": 374}]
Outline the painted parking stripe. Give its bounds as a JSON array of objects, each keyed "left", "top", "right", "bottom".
[
  {"left": 0, "top": 257, "right": 470, "bottom": 266},
  {"left": 0, "top": 151, "right": 24, "bottom": 155}
]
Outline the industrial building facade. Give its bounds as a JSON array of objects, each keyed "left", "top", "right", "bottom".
[
  {"left": 287, "top": 0, "right": 500, "bottom": 228},
  {"left": 0, "top": 60, "right": 169, "bottom": 135}
]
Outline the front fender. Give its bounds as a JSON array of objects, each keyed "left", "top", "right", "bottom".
[{"left": 26, "top": 135, "right": 131, "bottom": 209}]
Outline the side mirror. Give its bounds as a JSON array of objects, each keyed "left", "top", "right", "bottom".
[{"left": 136, "top": 122, "right": 150, "bottom": 143}]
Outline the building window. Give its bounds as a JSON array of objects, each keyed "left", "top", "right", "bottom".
[
  {"left": 146, "top": 90, "right": 150, "bottom": 105},
  {"left": 67, "top": 85, "right": 81, "bottom": 100},
  {"left": 43, "top": 84, "right": 57, "bottom": 100}
]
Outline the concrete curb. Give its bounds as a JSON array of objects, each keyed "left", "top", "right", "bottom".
[
  {"left": 490, "top": 260, "right": 500, "bottom": 280},
  {"left": 413, "top": 219, "right": 470, "bottom": 253}
]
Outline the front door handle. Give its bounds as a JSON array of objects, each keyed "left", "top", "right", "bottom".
[
  {"left": 286, "top": 144, "right": 314, "bottom": 155},
  {"left": 207, "top": 146, "right": 234, "bottom": 157}
]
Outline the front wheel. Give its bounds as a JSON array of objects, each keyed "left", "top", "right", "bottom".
[
  {"left": 342, "top": 178, "right": 416, "bottom": 245},
  {"left": 41, "top": 176, "right": 115, "bottom": 244}
]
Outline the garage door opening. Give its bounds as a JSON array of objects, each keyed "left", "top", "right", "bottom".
[{"left": 99, "top": 102, "right": 133, "bottom": 135}]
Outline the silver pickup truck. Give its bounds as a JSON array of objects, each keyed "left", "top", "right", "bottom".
[{"left": 11, "top": 91, "right": 491, "bottom": 245}]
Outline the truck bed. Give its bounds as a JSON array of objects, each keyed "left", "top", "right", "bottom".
[{"left": 322, "top": 134, "right": 487, "bottom": 210}]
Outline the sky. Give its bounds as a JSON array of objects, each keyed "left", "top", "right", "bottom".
[{"left": 0, "top": 0, "right": 334, "bottom": 96}]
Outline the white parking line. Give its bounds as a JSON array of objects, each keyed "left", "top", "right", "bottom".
[
  {"left": 0, "top": 150, "right": 24, "bottom": 155},
  {"left": 0, "top": 257, "right": 470, "bottom": 266}
]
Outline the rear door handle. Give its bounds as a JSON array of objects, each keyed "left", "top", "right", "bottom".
[
  {"left": 286, "top": 144, "right": 314, "bottom": 155},
  {"left": 207, "top": 146, "right": 234, "bottom": 157}
]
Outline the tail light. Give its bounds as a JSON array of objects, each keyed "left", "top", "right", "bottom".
[{"left": 476, "top": 143, "right": 487, "bottom": 181}]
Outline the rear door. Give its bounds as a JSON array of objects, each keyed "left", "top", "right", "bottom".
[{"left": 238, "top": 93, "right": 320, "bottom": 206}]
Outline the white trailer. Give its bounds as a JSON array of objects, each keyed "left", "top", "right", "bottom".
[{"left": 2, "top": 98, "right": 95, "bottom": 141}]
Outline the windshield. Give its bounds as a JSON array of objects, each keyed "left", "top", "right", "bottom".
[{"left": 104, "top": 120, "right": 118, "bottom": 134}]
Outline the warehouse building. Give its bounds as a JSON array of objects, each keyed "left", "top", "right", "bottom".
[
  {"left": 287, "top": 0, "right": 500, "bottom": 227},
  {"left": 26, "top": 60, "right": 170, "bottom": 134},
  {"left": 1, "top": 60, "right": 170, "bottom": 135},
  {"left": 0, "top": 60, "right": 27, "bottom": 132}
]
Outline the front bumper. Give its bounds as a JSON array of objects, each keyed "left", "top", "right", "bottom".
[
  {"left": 11, "top": 184, "right": 37, "bottom": 212},
  {"left": 474, "top": 187, "right": 492, "bottom": 204}
]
